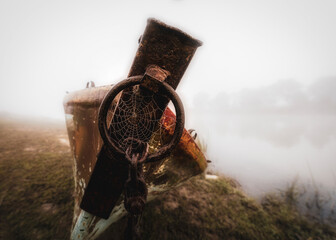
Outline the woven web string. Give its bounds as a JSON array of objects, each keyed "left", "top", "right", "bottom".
[{"left": 108, "top": 88, "right": 176, "bottom": 155}]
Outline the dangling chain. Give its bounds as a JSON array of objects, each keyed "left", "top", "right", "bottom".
[{"left": 123, "top": 141, "right": 149, "bottom": 240}]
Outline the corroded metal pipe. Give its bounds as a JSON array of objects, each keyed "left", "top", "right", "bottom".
[{"left": 128, "top": 18, "right": 202, "bottom": 89}]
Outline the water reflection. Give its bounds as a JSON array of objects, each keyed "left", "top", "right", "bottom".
[
  {"left": 187, "top": 112, "right": 336, "bottom": 197},
  {"left": 210, "top": 114, "right": 336, "bottom": 148}
]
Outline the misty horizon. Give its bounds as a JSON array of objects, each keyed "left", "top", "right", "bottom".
[
  {"left": 190, "top": 76, "right": 336, "bottom": 116},
  {"left": 1, "top": 75, "right": 336, "bottom": 120}
]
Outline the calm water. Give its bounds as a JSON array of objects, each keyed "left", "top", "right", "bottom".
[{"left": 188, "top": 113, "right": 336, "bottom": 197}]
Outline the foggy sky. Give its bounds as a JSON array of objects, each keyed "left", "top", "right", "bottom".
[{"left": 1, "top": 0, "right": 336, "bottom": 119}]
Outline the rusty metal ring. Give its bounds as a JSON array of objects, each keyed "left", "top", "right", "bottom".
[{"left": 98, "top": 75, "right": 185, "bottom": 163}]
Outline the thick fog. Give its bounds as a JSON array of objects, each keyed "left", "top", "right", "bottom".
[{"left": 1, "top": 1, "right": 336, "bottom": 207}]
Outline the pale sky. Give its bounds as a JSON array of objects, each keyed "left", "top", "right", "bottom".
[{"left": 1, "top": 0, "right": 336, "bottom": 119}]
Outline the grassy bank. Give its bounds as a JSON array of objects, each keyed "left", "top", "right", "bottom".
[
  {"left": 0, "top": 117, "right": 74, "bottom": 240},
  {"left": 0, "top": 116, "right": 335, "bottom": 239},
  {"left": 139, "top": 175, "right": 336, "bottom": 240}
]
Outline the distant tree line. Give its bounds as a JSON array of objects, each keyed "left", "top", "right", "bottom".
[{"left": 193, "top": 77, "right": 336, "bottom": 115}]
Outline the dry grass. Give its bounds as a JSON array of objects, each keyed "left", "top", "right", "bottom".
[
  {"left": 0, "top": 117, "right": 74, "bottom": 240},
  {"left": 136, "top": 174, "right": 336, "bottom": 240},
  {"left": 0, "top": 116, "right": 335, "bottom": 240}
]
